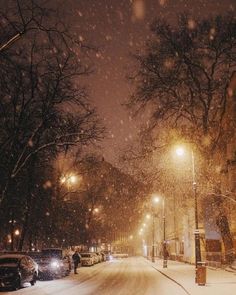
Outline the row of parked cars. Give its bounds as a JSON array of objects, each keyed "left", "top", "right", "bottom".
[
  {"left": 0, "top": 249, "right": 110, "bottom": 290},
  {"left": 80, "top": 251, "right": 108, "bottom": 266}
]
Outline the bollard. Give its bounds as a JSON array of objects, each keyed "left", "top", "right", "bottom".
[{"left": 197, "top": 261, "right": 206, "bottom": 286}]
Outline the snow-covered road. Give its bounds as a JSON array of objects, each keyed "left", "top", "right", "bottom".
[{"left": 0, "top": 257, "right": 187, "bottom": 295}]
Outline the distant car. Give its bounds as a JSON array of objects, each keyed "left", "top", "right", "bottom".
[
  {"left": 91, "top": 253, "right": 100, "bottom": 264},
  {"left": 0, "top": 254, "right": 38, "bottom": 290},
  {"left": 100, "top": 252, "right": 106, "bottom": 262},
  {"left": 95, "top": 252, "right": 103, "bottom": 263},
  {"left": 103, "top": 251, "right": 112, "bottom": 261},
  {"left": 111, "top": 252, "right": 128, "bottom": 259},
  {"left": 80, "top": 253, "right": 94, "bottom": 266},
  {"left": 34, "top": 255, "right": 71, "bottom": 280}
]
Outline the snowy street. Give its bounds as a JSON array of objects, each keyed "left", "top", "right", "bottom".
[
  {"left": 0, "top": 257, "right": 187, "bottom": 295},
  {"left": 1, "top": 257, "right": 236, "bottom": 295}
]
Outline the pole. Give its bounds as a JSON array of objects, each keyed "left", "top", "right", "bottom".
[
  {"left": 152, "top": 210, "right": 155, "bottom": 262},
  {"left": 192, "top": 150, "right": 201, "bottom": 281},
  {"left": 10, "top": 208, "right": 14, "bottom": 251},
  {"left": 163, "top": 197, "right": 167, "bottom": 268}
]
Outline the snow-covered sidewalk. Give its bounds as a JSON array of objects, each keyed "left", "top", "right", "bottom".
[{"left": 146, "top": 258, "right": 236, "bottom": 295}]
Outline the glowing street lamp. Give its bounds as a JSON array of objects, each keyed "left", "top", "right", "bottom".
[
  {"left": 60, "top": 173, "right": 80, "bottom": 186},
  {"left": 60, "top": 173, "right": 82, "bottom": 202},
  {"left": 175, "top": 145, "right": 201, "bottom": 280},
  {"left": 69, "top": 175, "right": 77, "bottom": 184},
  {"left": 14, "top": 229, "right": 20, "bottom": 236},
  {"left": 146, "top": 213, "right": 151, "bottom": 220},
  {"left": 152, "top": 194, "right": 160, "bottom": 204},
  {"left": 94, "top": 207, "right": 99, "bottom": 213}
]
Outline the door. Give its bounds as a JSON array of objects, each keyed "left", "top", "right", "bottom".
[{"left": 20, "top": 258, "right": 29, "bottom": 283}]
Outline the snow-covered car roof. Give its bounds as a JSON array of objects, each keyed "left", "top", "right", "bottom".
[{"left": 0, "top": 254, "right": 28, "bottom": 259}]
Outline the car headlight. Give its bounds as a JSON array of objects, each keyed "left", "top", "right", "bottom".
[{"left": 50, "top": 260, "right": 60, "bottom": 269}]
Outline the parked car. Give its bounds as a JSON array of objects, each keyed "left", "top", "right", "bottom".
[
  {"left": 103, "top": 250, "right": 112, "bottom": 261},
  {"left": 80, "top": 253, "right": 94, "bottom": 266},
  {"left": 41, "top": 248, "right": 64, "bottom": 258},
  {"left": 33, "top": 255, "right": 70, "bottom": 280},
  {"left": 91, "top": 252, "right": 100, "bottom": 264},
  {"left": 95, "top": 252, "right": 103, "bottom": 262},
  {"left": 100, "top": 252, "right": 106, "bottom": 262},
  {"left": 111, "top": 252, "right": 128, "bottom": 259},
  {"left": 0, "top": 254, "right": 38, "bottom": 290}
]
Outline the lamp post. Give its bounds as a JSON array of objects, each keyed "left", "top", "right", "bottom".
[
  {"left": 152, "top": 210, "right": 155, "bottom": 262},
  {"left": 176, "top": 146, "right": 201, "bottom": 280},
  {"left": 191, "top": 150, "right": 202, "bottom": 271},
  {"left": 9, "top": 207, "right": 16, "bottom": 251},
  {"left": 151, "top": 195, "right": 159, "bottom": 263},
  {"left": 153, "top": 194, "right": 168, "bottom": 268},
  {"left": 162, "top": 196, "right": 168, "bottom": 268}
]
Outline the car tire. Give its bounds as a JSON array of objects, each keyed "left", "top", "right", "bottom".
[
  {"left": 30, "top": 273, "right": 37, "bottom": 286},
  {"left": 13, "top": 276, "right": 21, "bottom": 290},
  {"left": 66, "top": 269, "right": 70, "bottom": 276}
]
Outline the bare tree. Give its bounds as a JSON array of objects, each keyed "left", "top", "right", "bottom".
[
  {"left": 0, "top": 0, "right": 88, "bottom": 54},
  {"left": 0, "top": 1, "right": 104, "bottom": 250},
  {"left": 128, "top": 14, "right": 236, "bottom": 263}
]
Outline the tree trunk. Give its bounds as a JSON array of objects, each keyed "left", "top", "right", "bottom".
[
  {"left": 214, "top": 192, "right": 235, "bottom": 264},
  {"left": 216, "top": 214, "right": 235, "bottom": 264},
  {"left": 18, "top": 157, "right": 36, "bottom": 251}
]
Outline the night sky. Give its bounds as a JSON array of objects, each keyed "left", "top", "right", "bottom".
[{"left": 63, "top": 0, "right": 235, "bottom": 165}]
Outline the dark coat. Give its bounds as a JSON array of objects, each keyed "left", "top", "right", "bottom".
[{"left": 72, "top": 252, "right": 81, "bottom": 265}]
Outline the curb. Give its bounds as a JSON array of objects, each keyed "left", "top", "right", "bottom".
[
  {"left": 145, "top": 259, "right": 191, "bottom": 295},
  {"left": 224, "top": 267, "right": 236, "bottom": 274}
]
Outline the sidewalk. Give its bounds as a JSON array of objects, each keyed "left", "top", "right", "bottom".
[{"left": 146, "top": 258, "right": 236, "bottom": 295}]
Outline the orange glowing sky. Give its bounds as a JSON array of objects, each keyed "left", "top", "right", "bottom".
[{"left": 61, "top": 0, "right": 235, "bottom": 165}]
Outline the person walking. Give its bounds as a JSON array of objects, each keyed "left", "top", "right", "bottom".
[{"left": 72, "top": 249, "right": 81, "bottom": 274}]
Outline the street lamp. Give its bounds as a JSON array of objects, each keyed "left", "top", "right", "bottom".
[
  {"left": 14, "top": 229, "right": 20, "bottom": 236},
  {"left": 175, "top": 146, "right": 201, "bottom": 279},
  {"left": 60, "top": 173, "right": 79, "bottom": 187},
  {"left": 60, "top": 173, "right": 82, "bottom": 201}
]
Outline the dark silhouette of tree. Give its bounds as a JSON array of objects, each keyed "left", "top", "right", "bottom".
[
  {"left": 51, "top": 155, "right": 145, "bottom": 248},
  {"left": 0, "top": 1, "right": 104, "bottom": 250}
]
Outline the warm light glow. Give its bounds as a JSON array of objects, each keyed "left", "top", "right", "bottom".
[
  {"left": 14, "top": 229, "right": 20, "bottom": 236},
  {"left": 61, "top": 173, "right": 82, "bottom": 187},
  {"left": 94, "top": 208, "right": 99, "bottom": 213},
  {"left": 129, "top": 235, "right": 133, "bottom": 240},
  {"left": 176, "top": 146, "right": 185, "bottom": 157},
  {"left": 146, "top": 214, "right": 151, "bottom": 219},
  {"left": 69, "top": 175, "right": 77, "bottom": 184},
  {"left": 152, "top": 194, "right": 160, "bottom": 203},
  {"left": 60, "top": 176, "right": 66, "bottom": 184}
]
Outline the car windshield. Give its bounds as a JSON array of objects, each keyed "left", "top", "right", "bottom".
[
  {"left": 80, "top": 254, "right": 91, "bottom": 258},
  {"left": 0, "top": 257, "right": 19, "bottom": 265},
  {"left": 42, "top": 249, "right": 62, "bottom": 258}
]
